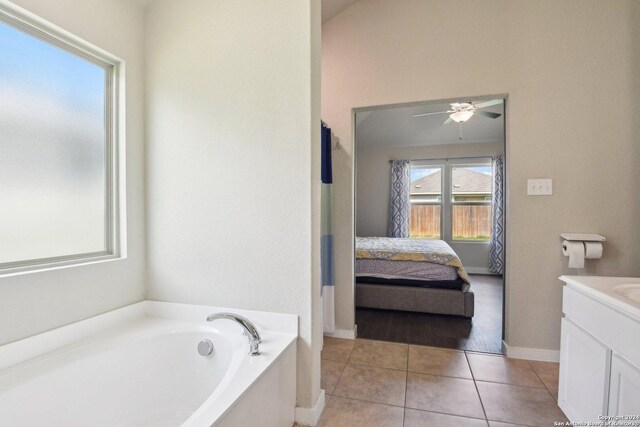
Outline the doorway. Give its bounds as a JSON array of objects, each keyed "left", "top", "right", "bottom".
[{"left": 353, "top": 96, "right": 507, "bottom": 354}]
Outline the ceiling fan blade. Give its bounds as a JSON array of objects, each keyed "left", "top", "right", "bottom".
[
  {"left": 476, "top": 111, "right": 502, "bottom": 119},
  {"left": 442, "top": 117, "right": 454, "bottom": 125},
  {"left": 474, "top": 99, "right": 503, "bottom": 109},
  {"left": 411, "top": 111, "right": 451, "bottom": 118}
]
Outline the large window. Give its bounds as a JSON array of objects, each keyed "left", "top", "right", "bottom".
[
  {"left": 451, "top": 165, "right": 492, "bottom": 241},
  {"left": 409, "top": 166, "right": 442, "bottom": 239},
  {"left": 410, "top": 161, "right": 493, "bottom": 242},
  {"left": 0, "top": 7, "right": 122, "bottom": 274}
]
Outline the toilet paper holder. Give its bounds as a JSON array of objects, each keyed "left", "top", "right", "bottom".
[
  {"left": 560, "top": 233, "right": 605, "bottom": 242},
  {"left": 561, "top": 233, "right": 605, "bottom": 269}
]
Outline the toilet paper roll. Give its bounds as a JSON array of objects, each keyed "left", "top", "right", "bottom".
[
  {"left": 562, "top": 240, "right": 585, "bottom": 269},
  {"left": 585, "top": 241, "right": 603, "bottom": 259}
]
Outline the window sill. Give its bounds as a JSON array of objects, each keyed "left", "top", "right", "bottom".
[
  {"left": 0, "top": 253, "right": 126, "bottom": 279},
  {"left": 450, "top": 240, "right": 491, "bottom": 245}
]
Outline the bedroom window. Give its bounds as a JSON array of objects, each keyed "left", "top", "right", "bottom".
[
  {"left": 451, "top": 165, "right": 493, "bottom": 241},
  {"left": 0, "top": 8, "right": 123, "bottom": 274},
  {"left": 409, "top": 166, "right": 442, "bottom": 239}
]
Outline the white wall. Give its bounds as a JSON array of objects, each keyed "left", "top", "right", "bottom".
[
  {"left": 144, "top": 0, "right": 321, "bottom": 410},
  {"left": 0, "top": 0, "right": 146, "bottom": 346},
  {"left": 323, "top": 0, "right": 640, "bottom": 351},
  {"left": 356, "top": 142, "right": 503, "bottom": 272}
]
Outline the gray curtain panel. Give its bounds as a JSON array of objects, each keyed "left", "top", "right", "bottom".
[
  {"left": 489, "top": 155, "right": 505, "bottom": 274},
  {"left": 388, "top": 160, "right": 411, "bottom": 238}
]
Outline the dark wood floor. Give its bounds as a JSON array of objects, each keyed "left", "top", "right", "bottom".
[{"left": 355, "top": 274, "right": 504, "bottom": 354}]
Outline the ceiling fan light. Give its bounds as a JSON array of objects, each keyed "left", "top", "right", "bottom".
[{"left": 450, "top": 110, "right": 474, "bottom": 123}]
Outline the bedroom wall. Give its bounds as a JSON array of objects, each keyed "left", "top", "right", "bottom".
[
  {"left": 323, "top": 0, "right": 640, "bottom": 352},
  {"left": 144, "top": 0, "right": 322, "bottom": 411},
  {"left": 356, "top": 141, "right": 503, "bottom": 272},
  {"left": 0, "top": 0, "right": 146, "bottom": 346}
]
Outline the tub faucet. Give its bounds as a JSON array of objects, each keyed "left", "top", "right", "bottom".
[{"left": 206, "top": 312, "right": 262, "bottom": 356}]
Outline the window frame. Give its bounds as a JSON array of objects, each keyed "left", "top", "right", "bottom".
[
  {"left": 409, "top": 161, "right": 444, "bottom": 239},
  {"left": 449, "top": 162, "right": 493, "bottom": 242},
  {"left": 410, "top": 158, "right": 493, "bottom": 244},
  {"left": 0, "top": 3, "right": 125, "bottom": 276}
]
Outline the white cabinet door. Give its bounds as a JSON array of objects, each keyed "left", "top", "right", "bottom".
[
  {"left": 608, "top": 355, "right": 640, "bottom": 415},
  {"left": 559, "top": 318, "right": 611, "bottom": 422}
]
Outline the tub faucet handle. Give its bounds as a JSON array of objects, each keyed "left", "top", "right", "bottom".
[{"left": 206, "top": 312, "right": 261, "bottom": 356}]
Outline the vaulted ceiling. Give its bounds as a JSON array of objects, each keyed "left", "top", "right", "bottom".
[
  {"left": 356, "top": 99, "right": 505, "bottom": 149},
  {"left": 322, "top": 0, "right": 360, "bottom": 24}
]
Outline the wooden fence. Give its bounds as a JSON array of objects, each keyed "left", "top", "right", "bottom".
[
  {"left": 410, "top": 205, "right": 492, "bottom": 240},
  {"left": 410, "top": 205, "right": 441, "bottom": 238}
]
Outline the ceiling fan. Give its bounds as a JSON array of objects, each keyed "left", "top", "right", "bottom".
[{"left": 411, "top": 99, "right": 503, "bottom": 125}]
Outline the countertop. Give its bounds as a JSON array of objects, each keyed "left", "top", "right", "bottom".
[{"left": 560, "top": 275, "right": 640, "bottom": 322}]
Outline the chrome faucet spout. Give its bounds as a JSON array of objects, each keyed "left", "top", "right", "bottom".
[{"left": 206, "top": 312, "right": 261, "bottom": 355}]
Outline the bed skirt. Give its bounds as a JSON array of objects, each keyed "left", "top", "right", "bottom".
[{"left": 356, "top": 282, "right": 475, "bottom": 318}]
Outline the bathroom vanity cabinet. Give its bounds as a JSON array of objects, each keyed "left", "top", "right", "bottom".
[{"left": 559, "top": 276, "right": 640, "bottom": 422}]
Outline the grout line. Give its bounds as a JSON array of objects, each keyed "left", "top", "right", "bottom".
[
  {"left": 355, "top": 338, "right": 409, "bottom": 347},
  {"left": 465, "top": 351, "right": 489, "bottom": 422},
  {"left": 321, "top": 338, "right": 355, "bottom": 396},
  {"left": 402, "top": 371, "right": 409, "bottom": 409},
  {"left": 321, "top": 357, "right": 349, "bottom": 363},
  {"left": 344, "top": 342, "right": 355, "bottom": 365},
  {"left": 473, "top": 378, "right": 549, "bottom": 390},
  {"left": 346, "top": 361, "right": 408, "bottom": 372},
  {"left": 329, "top": 394, "right": 405, "bottom": 409},
  {"left": 329, "top": 358, "right": 350, "bottom": 396},
  {"left": 332, "top": 393, "right": 489, "bottom": 422},
  {"left": 464, "top": 350, "right": 477, "bottom": 381},
  {"left": 402, "top": 369, "right": 408, "bottom": 426},
  {"left": 406, "top": 369, "right": 473, "bottom": 380},
  {"left": 525, "top": 359, "right": 558, "bottom": 402},
  {"left": 402, "top": 405, "right": 489, "bottom": 422},
  {"left": 403, "top": 344, "right": 409, "bottom": 426},
  {"left": 406, "top": 346, "right": 410, "bottom": 371}
]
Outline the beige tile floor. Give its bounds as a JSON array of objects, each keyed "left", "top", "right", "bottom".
[{"left": 316, "top": 337, "right": 566, "bottom": 427}]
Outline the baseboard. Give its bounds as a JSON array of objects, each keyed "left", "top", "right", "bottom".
[
  {"left": 503, "top": 340, "right": 560, "bottom": 362},
  {"left": 323, "top": 325, "right": 357, "bottom": 340},
  {"left": 294, "top": 389, "right": 326, "bottom": 426},
  {"left": 466, "top": 267, "right": 500, "bottom": 275}
]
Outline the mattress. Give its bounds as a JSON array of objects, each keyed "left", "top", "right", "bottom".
[
  {"left": 355, "top": 258, "right": 468, "bottom": 290},
  {"left": 355, "top": 237, "right": 470, "bottom": 285},
  {"left": 356, "top": 258, "right": 458, "bottom": 281}
]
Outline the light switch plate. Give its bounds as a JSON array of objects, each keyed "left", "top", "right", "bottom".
[{"left": 527, "top": 179, "right": 553, "bottom": 195}]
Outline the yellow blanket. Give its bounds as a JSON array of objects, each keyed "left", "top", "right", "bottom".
[{"left": 355, "top": 237, "right": 470, "bottom": 284}]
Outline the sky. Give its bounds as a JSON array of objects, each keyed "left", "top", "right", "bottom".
[
  {"left": 0, "top": 19, "right": 106, "bottom": 181},
  {"left": 0, "top": 20, "right": 104, "bottom": 115},
  {"left": 411, "top": 165, "right": 492, "bottom": 181}
]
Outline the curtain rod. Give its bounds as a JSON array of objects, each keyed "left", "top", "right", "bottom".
[{"left": 388, "top": 155, "right": 494, "bottom": 163}]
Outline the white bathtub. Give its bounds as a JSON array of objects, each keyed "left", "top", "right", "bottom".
[{"left": 0, "top": 301, "right": 298, "bottom": 427}]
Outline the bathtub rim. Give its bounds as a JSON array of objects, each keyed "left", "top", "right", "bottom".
[{"left": 0, "top": 300, "right": 298, "bottom": 372}]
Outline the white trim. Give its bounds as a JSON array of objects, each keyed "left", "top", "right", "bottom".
[
  {"left": 294, "top": 389, "right": 326, "bottom": 426},
  {"left": 0, "top": 0, "right": 126, "bottom": 276},
  {"left": 324, "top": 325, "right": 357, "bottom": 340},
  {"left": 465, "top": 267, "right": 499, "bottom": 275},
  {"left": 503, "top": 340, "right": 560, "bottom": 362}
]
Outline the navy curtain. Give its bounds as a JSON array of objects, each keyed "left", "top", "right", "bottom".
[{"left": 321, "top": 123, "right": 335, "bottom": 333}]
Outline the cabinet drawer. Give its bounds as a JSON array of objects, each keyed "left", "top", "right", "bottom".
[{"left": 563, "top": 286, "right": 640, "bottom": 366}]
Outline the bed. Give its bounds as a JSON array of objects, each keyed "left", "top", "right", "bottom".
[{"left": 355, "top": 237, "right": 475, "bottom": 318}]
